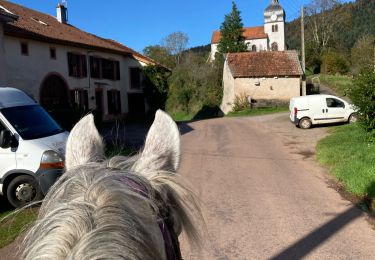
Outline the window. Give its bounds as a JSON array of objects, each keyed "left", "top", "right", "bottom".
[
  {"left": 130, "top": 67, "right": 141, "bottom": 89},
  {"left": 1, "top": 105, "right": 63, "bottom": 140},
  {"left": 20, "top": 42, "right": 28, "bottom": 55},
  {"left": 89, "top": 57, "right": 120, "bottom": 80},
  {"left": 50, "top": 47, "right": 56, "bottom": 59},
  {"left": 107, "top": 90, "right": 121, "bottom": 114},
  {"left": 90, "top": 57, "right": 101, "bottom": 78},
  {"left": 67, "top": 52, "right": 87, "bottom": 78},
  {"left": 271, "top": 42, "right": 278, "bottom": 51},
  {"left": 272, "top": 25, "right": 278, "bottom": 32},
  {"left": 326, "top": 98, "right": 345, "bottom": 108},
  {"left": 102, "top": 59, "right": 115, "bottom": 80},
  {"left": 251, "top": 45, "right": 257, "bottom": 52},
  {"left": 69, "top": 89, "right": 88, "bottom": 110}
]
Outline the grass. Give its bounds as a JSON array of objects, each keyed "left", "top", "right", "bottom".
[
  {"left": 169, "top": 111, "right": 194, "bottom": 122},
  {"left": 0, "top": 197, "right": 38, "bottom": 248},
  {"left": 312, "top": 74, "right": 353, "bottom": 96},
  {"left": 316, "top": 124, "right": 375, "bottom": 202},
  {"left": 226, "top": 106, "right": 289, "bottom": 117}
]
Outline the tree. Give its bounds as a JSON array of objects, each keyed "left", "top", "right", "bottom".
[
  {"left": 142, "top": 45, "right": 175, "bottom": 69},
  {"left": 142, "top": 65, "right": 171, "bottom": 113},
  {"left": 162, "top": 32, "right": 189, "bottom": 65},
  {"left": 305, "top": 0, "right": 351, "bottom": 58},
  {"left": 167, "top": 52, "right": 223, "bottom": 115},
  {"left": 217, "top": 2, "right": 247, "bottom": 54},
  {"left": 351, "top": 35, "right": 375, "bottom": 75},
  {"left": 347, "top": 69, "right": 375, "bottom": 132}
]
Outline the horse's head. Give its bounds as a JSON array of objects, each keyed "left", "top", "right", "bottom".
[{"left": 21, "top": 110, "right": 203, "bottom": 260}]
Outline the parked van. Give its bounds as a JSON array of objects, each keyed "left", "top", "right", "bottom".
[
  {"left": 0, "top": 88, "right": 68, "bottom": 207},
  {"left": 289, "top": 94, "right": 357, "bottom": 129}
]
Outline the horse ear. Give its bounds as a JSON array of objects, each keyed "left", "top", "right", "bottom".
[
  {"left": 133, "top": 110, "right": 180, "bottom": 174},
  {"left": 65, "top": 114, "right": 104, "bottom": 170}
]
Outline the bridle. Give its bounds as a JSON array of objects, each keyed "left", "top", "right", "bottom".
[{"left": 119, "top": 175, "right": 182, "bottom": 260}]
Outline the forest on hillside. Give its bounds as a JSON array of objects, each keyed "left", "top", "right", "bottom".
[{"left": 286, "top": 0, "right": 375, "bottom": 74}]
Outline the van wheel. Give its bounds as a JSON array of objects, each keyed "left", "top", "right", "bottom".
[
  {"left": 348, "top": 113, "right": 358, "bottom": 124},
  {"left": 6, "top": 175, "right": 43, "bottom": 208},
  {"left": 299, "top": 118, "right": 312, "bottom": 129}
]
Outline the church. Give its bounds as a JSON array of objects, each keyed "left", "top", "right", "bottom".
[
  {"left": 215, "top": 0, "right": 304, "bottom": 114},
  {"left": 210, "top": 0, "right": 286, "bottom": 61}
]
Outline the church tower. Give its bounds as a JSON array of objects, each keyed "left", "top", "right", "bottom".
[{"left": 263, "top": 0, "right": 286, "bottom": 51}]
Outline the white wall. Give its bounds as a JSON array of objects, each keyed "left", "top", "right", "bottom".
[
  {"left": 210, "top": 37, "right": 268, "bottom": 61},
  {"left": 0, "top": 23, "right": 5, "bottom": 86},
  {"left": 244, "top": 38, "right": 268, "bottom": 51},
  {"left": 220, "top": 59, "right": 236, "bottom": 113},
  {"left": 264, "top": 21, "right": 285, "bottom": 51},
  {"left": 3, "top": 36, "right": 146, "bottom": 120}
]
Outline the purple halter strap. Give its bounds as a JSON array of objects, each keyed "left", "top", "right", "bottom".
[{"left": 119, "top": 176, "right": 182, "bottom": 260}]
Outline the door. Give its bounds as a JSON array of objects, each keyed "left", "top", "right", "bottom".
[
  {"left": 95, "top": 89, "right": 103, "bottom": 115},
  {"left": 128, "top": 93, "right": 145, "bottom": 116},
  {"left": 0, "top": 119, "right": 16, "bottom": 177},
  {"left": 324, "top": 97, "right": 347, "bottom": 123}
]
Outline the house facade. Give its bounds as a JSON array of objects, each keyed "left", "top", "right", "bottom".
[
  {"left": 0, "top": 1, "right": 156, "bottom": 121},
  {"left": 220, "top": 51, "right": 303, "bottom": 114},
  {"left": 210, "top": 0, "right": 286, "bottom": 61}
]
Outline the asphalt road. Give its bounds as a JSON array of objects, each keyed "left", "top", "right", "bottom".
[
  {"left": 179, "top": 113, "right": 375, "bottom": 259},
  {"left": 1, "top": 113, "right": 374, "bottom": 259}
]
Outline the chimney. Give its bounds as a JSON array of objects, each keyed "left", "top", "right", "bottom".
[{"left": 56, "top": 4, "right": 68, "bottom": 24}]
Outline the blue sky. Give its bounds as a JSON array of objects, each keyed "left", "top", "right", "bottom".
[{"left": 9, "top": 0, "right": 349, "bottom": 53}]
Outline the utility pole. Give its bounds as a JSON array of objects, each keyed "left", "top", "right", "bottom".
[{"left": 301, "top": 6, "right": 306, "bottom": 96}]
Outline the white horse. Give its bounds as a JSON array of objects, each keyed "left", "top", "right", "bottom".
[{"left": 20, "top": 110, "right": 203, "bottom": 260}]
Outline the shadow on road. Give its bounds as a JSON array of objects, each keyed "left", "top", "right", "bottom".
[{"left": 270, "top": 206, "right": 362, "bottom": 260}]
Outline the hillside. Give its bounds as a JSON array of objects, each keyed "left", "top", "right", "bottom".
[{"left": 286, "top": 0, "right": 375, "bottom": 52}]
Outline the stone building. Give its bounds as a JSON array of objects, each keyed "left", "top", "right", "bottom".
[{"left": 220, "top": 51, "right": 303, "bottom": 114}]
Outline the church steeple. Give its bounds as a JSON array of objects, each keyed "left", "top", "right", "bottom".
[
  {"left": 264, "top": 0, "right": 285, "bottom": 23},
  {"left": 264, "top": 0, "right": 286, "bottom": 51}
]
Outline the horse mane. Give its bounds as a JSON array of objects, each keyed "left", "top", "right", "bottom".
[{"left": 20, "top": 111, "right": 204, "bottom": 260}]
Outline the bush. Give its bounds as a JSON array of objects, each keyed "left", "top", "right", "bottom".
[
  {"left": 166, "top": 52, "right": 223, "bottom": 117},
  {"left": 142, "top": 65, "right": 170, "bottom": 114},
  {"left": 321, "top": 51, "right": 350, "bottom": 75},
  {"left": 232, "top": 94, "right": 250, "bottom": 112},
  {"left": 348, "top": 69, "right": 375, "bottom": 133}
]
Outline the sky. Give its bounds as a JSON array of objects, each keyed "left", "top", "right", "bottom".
[{"left": 8, "top": 0, "right": 351, "bottom": 53}]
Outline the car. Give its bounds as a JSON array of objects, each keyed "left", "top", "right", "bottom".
[
  {"left": 0, "top": 87, "right": 68, "bottom": 207},
  {"left": 289, "top": 94, "right": 358, "bottom": 129}
]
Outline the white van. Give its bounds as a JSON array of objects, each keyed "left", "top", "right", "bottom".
[
  {"left": 0, "top": 88, "right": 68, "bottom": 207},
  {"left": 289, "top": 94, "right": 357, "bottom": 129}
]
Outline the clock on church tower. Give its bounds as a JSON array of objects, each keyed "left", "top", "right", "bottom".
[{"left": 263, "top": 0, "right": 286, "bottom": 51}]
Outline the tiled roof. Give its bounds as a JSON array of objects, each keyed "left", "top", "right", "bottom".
[
  {"left": 0, "top": 0, "right": 156, "bottom": 65},
  {"left": 227, "top": 51, "right": 303, "bottom": 77},
  {"left": 211, "top": 26, "right": 267, "bottom": 44}
]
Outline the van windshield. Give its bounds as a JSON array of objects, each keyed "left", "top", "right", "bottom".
[{"left": 1, "top": 105, "right": 64, "bottom": 140}]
